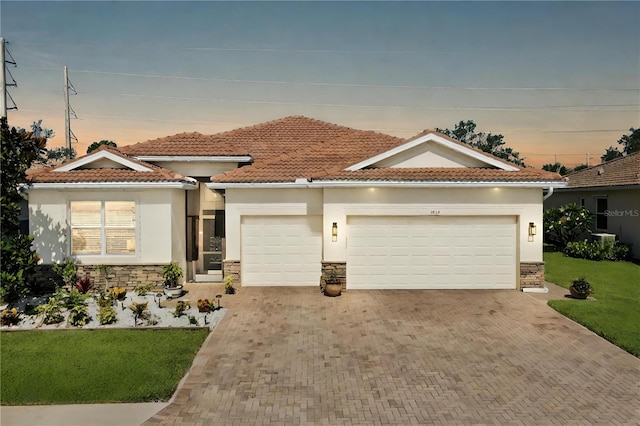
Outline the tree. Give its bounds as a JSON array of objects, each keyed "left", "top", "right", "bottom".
[
  {"left": 87, "top": 140, "right": 117, "bottom": 154},
  {"left": 601, "top": 146, "right": 623, "bottom": 163},
  {"left": 617, "top": 127, "right": 640, "bottom": 155},
  {"left": 1, "top": 117, "right": 47, "bottom": 302},
  {"left": 542, "top": 162, "right": 570, "bottom": 175},
  {"left": 572, "top": 164, "right": 589, "bottom": 172},
  {"left": 543, "top": 203, "right": 593, "bottom": 248},
  {"left": 435, "top": 120, "right": 526, "bottom": 166}
]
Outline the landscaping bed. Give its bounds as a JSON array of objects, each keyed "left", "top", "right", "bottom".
[{"left": 1, "top": 290, "right": 225, "bottom": 331}]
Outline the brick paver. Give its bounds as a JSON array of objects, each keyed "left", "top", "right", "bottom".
[{"left": 145, "top": 288, "right": 639, "bottom": 425}]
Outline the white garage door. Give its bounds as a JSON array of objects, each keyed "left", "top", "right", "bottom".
[
  {"left": 241, "top": 216, "right": 322, "bottom": 286},
  {"left": 347, "top": 216, "right": 516, "bottom": 289}
]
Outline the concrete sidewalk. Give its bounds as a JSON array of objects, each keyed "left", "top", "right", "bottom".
[{"left": 0, "top": 402, "right": 168, "bottom": 426}]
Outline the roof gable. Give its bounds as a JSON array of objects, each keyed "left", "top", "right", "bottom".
[
  {"left": 346, "top": 131, "right": 520, "bottom": 172},
  {"left": 54, "top": 147, "right": 153, "bottom": 172},
  {"left": 29, "top": 146, "right": 196, "bottom": 187}
]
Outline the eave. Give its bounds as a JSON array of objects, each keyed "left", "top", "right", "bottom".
[{"left": 29, "top": 182, "right": 198, "bottom": 190}]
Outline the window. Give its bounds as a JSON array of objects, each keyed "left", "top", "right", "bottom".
[
  {"left": 580, "top": 197, "right": 585, "bottom": 207},
  {"left": 596, "top": 197, "right": 608, "bottom": 230},
  {"left": 70, "top": 201, "right": 136, "bottom": 255}
]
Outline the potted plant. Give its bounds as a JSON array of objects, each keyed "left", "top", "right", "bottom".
[
  {"left": 162, "top": 262, "right": 184, "bottom": 298},
  {"left": 323, "top": 270, "right": 342, "bottom": 297},
  {"left": 569, "top": 277, "right": 591, "bottom": 299}
]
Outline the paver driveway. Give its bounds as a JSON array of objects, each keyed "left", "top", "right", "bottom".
[{"left": 145, "top": 288, "right": 639, "bottom": 425}]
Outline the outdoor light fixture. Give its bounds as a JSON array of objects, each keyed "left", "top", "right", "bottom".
[
  {"left": 332, "top": 222, "right": 338, "bottom": 242},
  {"left": 528, "top": 222, "right": 537, "bottom": 242}
]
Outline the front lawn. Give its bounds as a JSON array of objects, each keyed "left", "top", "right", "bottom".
[
  {"left": 544, "top": 252, "right": 640, "bottom": 356},
  {"left": 0, "top": 328, "right": 209, "bottom": 405}
]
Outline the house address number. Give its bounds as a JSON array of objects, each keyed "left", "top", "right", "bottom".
[{"left": 430, "top": 210, "right": 441, "bottom": 215}]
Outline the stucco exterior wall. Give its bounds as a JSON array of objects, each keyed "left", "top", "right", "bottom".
[
  {"left": 546, "top": 188, "right": 640, "bottom": 257},
  {"left": 224, "top": 188, "right": 324, "bottom": 260},
  {"left": 322, "top": 187, "right": 544, "bottom": 264},
  {"left": 29, "top": 188, "right": 188, "bottom": 265},
  {"left": 224, "top": 186, "right": 544, "bottom": 267}
]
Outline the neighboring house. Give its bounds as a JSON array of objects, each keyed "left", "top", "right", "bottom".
[
  {"left": 544, "top": 152, "right": 640, "bottom": 259},
  {"left": 27, "top": 116, "right": 564, "bottom": 290}
]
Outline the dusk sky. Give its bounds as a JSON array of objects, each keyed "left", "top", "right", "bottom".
[{"left": 1, "top": 1, "right": 638, "bottom": 168}]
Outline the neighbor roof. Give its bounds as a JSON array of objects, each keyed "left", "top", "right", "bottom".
[{"left": 564, "top": 151, "right": 640, "bottom": 188}]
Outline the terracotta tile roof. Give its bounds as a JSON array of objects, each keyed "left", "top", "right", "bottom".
[
  {"left": 27, "top": 147, "right": 196, "bottom": 185},
  {"left": 564, "top": 151, "right": 640, "bottom": 188},
  {"left": 211, "top": 130, "right": 404, "bottom": 183},
  {"left": 318, "top": 167, "right": 562, "bottom": 182},
  {"left": 120, "top": 116, "right": 370, "bottom": 160},
  {"left": 119, "top": 131, "right": 247, "bottom": 157},
  {"left": 208, "top": 121, "right": 561, "bottom": 184}
]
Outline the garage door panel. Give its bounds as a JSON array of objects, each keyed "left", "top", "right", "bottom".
[
  {"left": 241, "top": 216, "right": 322, "bottom": 286},
  {"left": 347, "top": 216, "right": 516, "bottom": 289}
]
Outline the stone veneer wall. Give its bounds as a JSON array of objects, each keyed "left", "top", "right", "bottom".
[
  {"left": 519, "top": 262, "right": 545, "bottom": 288},
  {"left": 76, "top": 265, "right": 165, "bottom": 289},
  {"left": 27, "top": 264, "right": 166, "bottom": 292},
  {"left": 223, "top": 260, "right": 241, "bottom": 286},
  {"left": 320, "top": 261, "right": 347, "bottom": 292}
]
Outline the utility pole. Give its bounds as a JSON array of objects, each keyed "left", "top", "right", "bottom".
[
  {"left": 64, "top": 66, "right": 71, "bottom": 151},
  {"left": 586, "top": 153, "right": 590, "bottom": 167},
  {"left": 1, "top": 37, "right": 18, "bottom": 118},
  {"left": 1, "top": 37, "right": 6, "bottom": 118},
  {"left": 63, "top": 65, "right": 78, "bottom": 156}
]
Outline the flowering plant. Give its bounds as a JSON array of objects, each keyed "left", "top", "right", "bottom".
[{"left": 197, "top": 299, "right": 215, "bottom": 313}]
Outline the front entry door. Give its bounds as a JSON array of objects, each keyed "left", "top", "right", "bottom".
[{"left": 198, "top": 210, "right": 225, "bottom": 276}]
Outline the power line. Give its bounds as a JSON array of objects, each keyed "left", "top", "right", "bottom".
[
  {"left": 18, "top": 65, "right": 640, "bottom": 92},
  {"left": 74, "top": 90, "right": 639, "bottom": 111}
]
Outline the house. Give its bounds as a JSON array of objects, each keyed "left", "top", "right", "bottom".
[
  {"left": 544, "top": 152, "right": 640, "bottom": 258},
  {"left": 27, "top": 116, "right": 565, "bottom": 290}
]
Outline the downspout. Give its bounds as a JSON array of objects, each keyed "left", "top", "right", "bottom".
[{"left": 542, "top": 186, "right": 554, "bottom": 201}]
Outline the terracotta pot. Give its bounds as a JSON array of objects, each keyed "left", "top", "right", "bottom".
[
  {"left": 569, "top": 286, "right": 589, "bottom": 299},
  {"left": 324, "top": 283, "right": 342, "bottom": 297}
]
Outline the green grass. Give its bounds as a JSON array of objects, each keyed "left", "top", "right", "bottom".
[
  {"left": 544, "top": 252, "right": 640, "bottom": 356},
  {"left": 0, "top": 328, "right": 209, "bottom": 405}
]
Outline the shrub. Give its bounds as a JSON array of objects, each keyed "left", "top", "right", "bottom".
[
  {"left": 36, "top": 298, "right": 64, "bottom": 325},
  {"left": 98, "top": 305, "right": 117, "bottom": 325},
  {"left": 128, "top": 301, "right": 149, "bottom": 326},
  {"left": 1, "top": 308, "right": 21, "bottom": 326},
  {"left": 570, "top": 277, "right": 592, "bottom": 295},
  {"left": 544, "top": 203, "right": 593, "bottom": 248},
  {"left": 224, "top": 275, "right": 235, "bottom": 294},
  {"left": 75, "top": 275, "right": 94, "bottom": 294},
  {"left": 134, "top": 283, "right": 153, "bottom": 296},
  {"left": 564, "top": 240, "right": 631, "bottom": 261},
  {"left": 162, "top": 262, "right": 184, "bottom": 287},
  {"left": 52, "top": 259, "right": 77, "bottom": 288},
  {"left": 173, "top": 301, "right": 189, "bottom": 318},
  {"left": 68, "top": 305, "right": 90, "bottom": 327},
  {"left": 109, "top": 287, "right": 127, "bottom": 301},
  {"left": 57, "top": 288, "right": 88, "bottom": 308}
]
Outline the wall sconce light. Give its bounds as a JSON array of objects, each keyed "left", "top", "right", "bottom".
[
  {"left": 332, "top": 222, "right": 338, "bottom": 242},
  {"left": 528, "top": 222, "right": 537, "bottom": 242}
]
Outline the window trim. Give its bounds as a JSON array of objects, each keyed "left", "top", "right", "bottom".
[
  {"left": 69, "top": 200, "right": 138, "bottom": 257},
  {"left": 595, "top": 196, "right": 608, "bottom": 231}
]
